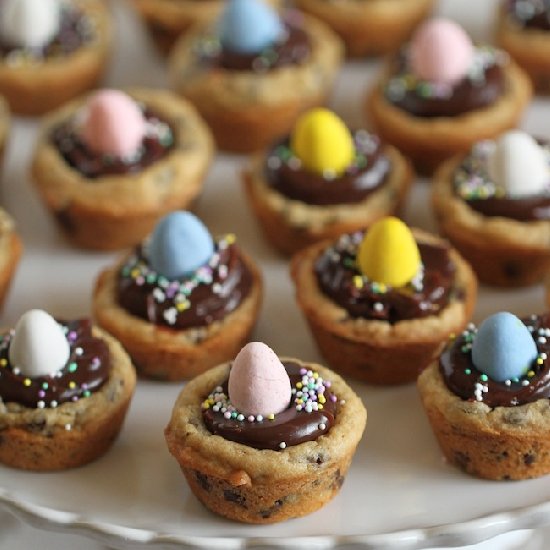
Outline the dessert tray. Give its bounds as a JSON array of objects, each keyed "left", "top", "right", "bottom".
[{"left": 2, "top": 0, "right": 550, "bottom": 548}]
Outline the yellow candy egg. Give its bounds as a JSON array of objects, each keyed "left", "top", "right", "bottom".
[
  {"left": 290, "top": 108, "right": 355, "bottom": 176},
  {"left": 357, "top": 217, "right": 421, "bottom": 287}
]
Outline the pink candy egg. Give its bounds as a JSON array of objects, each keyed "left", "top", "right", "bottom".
[
  {"left": 409, "top": 18, "right": 474, "bottom": 86},
  {"left": 228, "top": 342, "right": 291, "bottom": 417},
  {"left": 80, "top": 90, "right": 146, "bottom": 158}
]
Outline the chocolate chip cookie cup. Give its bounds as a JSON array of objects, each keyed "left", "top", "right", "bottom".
[
  {"left": 132, "top": 0, "right": 281, "bottom": 56},
  {"left": 31, "top": 88, "right": 213, "bottom": 250},
  {"left": 294, "top": 0, "right": 435, "bottom": 57},
  {"left": 0, "top": 0, "right": 111, "bottom": 116},
  {"left": 0, "top": 95, "right": 9, "bottom": 165},
  {"left": 169, "top": 3, "right": 343, "bottom": 153},
  {"left": 365, "top": 18, "right": 532, "bottom": 174},
  {"left": 164, "top": 342, "right": 366, "bottom": 523},
  {"left": 418, "top": 312, "right": 550, "bottom": 480},
  {"left": 0, "top": 208, "right": 22, "bottom": 312},
  {"left": 433, "top": 132, "right": 550, "bottom": 287},
  {"left": 291, "top": 218, "right": 478, "bottom": 385},
  {"left": 0, "top": 310, "right": 136, "bottom": 471},
  {"left": 131, "top": 0, "right": 223, "bottom": 56},
  {"left": 495, "top": 0, "right": 550, "bottom": 93},
  {"left": 243, "top": 108, "right": 412, "bottom": 256},
  {"left": 93, "top": 212, "right": 263, "bottom": 381}
]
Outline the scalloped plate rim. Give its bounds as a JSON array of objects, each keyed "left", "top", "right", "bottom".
[{"left": 2, "top": 487, "right": 550, "bottom": 549}]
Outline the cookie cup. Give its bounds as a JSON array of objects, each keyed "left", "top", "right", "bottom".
[
  {"left": 93, "top": 250, "right": 263, "bottom": 381},
  {"left": 132, "top": 0, "right": 222, "bottom": 56},
  {"left": 0, "top": 209, "right": 23, "bottom": 311},
  {"left": 433, "top": 155, "right": 550, "bottom": 287},
  {"left": 0, "top": 0, "right": 111, "bottom": 116},
  {"left": 0, "top": 327, "right": 136, "bottom": 471},
  {"left": 32, "top": 88, "right": 214, "bottom": 250},
  {"left": 495, "top": 4, "right": 550, "bottom": 93},
  {"left": 418, "top": 361, "right": 550, "bottom": 480},
  {"left": 294, "top": 0, "right": 434, "bottom": 57},
  {"left": 365, "top": 60, "right": 532, "bottom": 174},
  {"left": 169, "top": 14, "right": 343, "bottom": 153},
  {"left": 243, "top": 145, "right": 413, "bottom": 255},
  {"left": 291, "top": 229, "right": 478, "bottom": 385},
  {"left": 0, "top": 96, "right": 10, "bottom": 164},
  {"left": 132, "top": 0, "right": 280, "bottom": 56},
  {"left": 164, "top": 358, "right": 366, "bottom": 524}
]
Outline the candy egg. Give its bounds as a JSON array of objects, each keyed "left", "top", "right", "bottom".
[
  {"left": 472, "top": 312, "right": 538, "bottom": 382},
  {"left": 228, "top": 342, "right": 291, "bottom": 416},
  {"left": 0, "top": 0, "right": 60, "bottom": 49},
  {"left": 487, "top": 131, "right": 550, "bottom": 198},
  {"left": 219, "top": 0, "right": 283, "bottom": 54},
  {"left": 410, "top": 18, "right": 474, "bottom": 85},
  {"left": 9, "top": 310, "right": 70, "bottom": 378},
  {"left": 357, "top": 217, "right": 421, "bottom": 287},
  {"left": 290, "top": 108, "right": 355, "bottom": 176},
  {"left": 80, "top": 90, "right": 147, "bottom": 158},
  {"left": 148, "top": 211, "right": 214, "bottom": 280}
]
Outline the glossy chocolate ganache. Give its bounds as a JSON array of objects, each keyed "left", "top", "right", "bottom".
[
  {"left": 507, "top": 0, "right": 550, "bottom": 31},
  {"left": 202, "top": 362, "right": 337, "bottom": 451},
  {"left": 117, "top": 235, "right": 253, "bottom": 330},
  {"left": 0, "top": 4, "right": 95, "bottom": 60},
  {"left": 441, "top": 314, "right": 550, "bottom": 408},
  {"left": 314, "top": 232, "right": 457, "bottom": 324},
  {"left": 385, "top": 47, "right": 507, "bottom": 117},
  {"left": 454, "top": 141, "right": 550, "bottom": 221},
  {"left": 195, "top": 17, "right": 310, "bottom": 72},
  {"left": 264, "top": 131, "right": 391, "bottom": 206},
  {"left": 51, "top": 107, "right": 175, "bottom": 179},
  {"left": 0, "top": 319, "right": 110, "bottom": 409}
]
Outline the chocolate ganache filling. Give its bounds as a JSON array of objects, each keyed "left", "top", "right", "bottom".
[
  {"left": 51, "top": 107, "right": 175, "bottom": 179},
  {"left": 454, "top": 141, "right": 550, "bottom": 221},
  {"left": 385, "top": 47, "right": 506, "bottom": 117},
  {"left": 315, "top": 232, "right": 457, "bottom": 323},
  {"left": 508, "top": 0, "right": 550, "bottom": 31},
  {"left": 264, "top": 131, "right": 391, "bottom": 206},
  {"left": 196, "top": 18, "right": 310, "bottom": 72},
  {"left": 202, "top": 362, "right": 337, "bottom": 451},
  {"left": 0, "top": 4, "right": 95, "bottom": 59},
  {"left": 117, "top": 235, "right": 253, "bottom": 329},
  {"left": 440, "top": 314, "right": 550, "bottom": 408},
  {"left": 0, "top": 319, "right": 111, "bottom": 409}
]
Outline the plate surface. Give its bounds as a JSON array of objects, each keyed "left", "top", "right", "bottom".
[{"left": 2, "top": 0, "right": 550, "bottom": 548}]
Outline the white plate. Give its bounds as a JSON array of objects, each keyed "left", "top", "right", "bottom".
[{"left": 2, "top": 0, "right": 550, "bottom": 548}]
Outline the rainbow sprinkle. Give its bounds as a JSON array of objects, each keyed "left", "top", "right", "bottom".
[
  {"left": 202, "top": 368, "right": 336, "bottom": 420},
  {"left": 460, "top": 320, "right": 549, "bottom": 398},
  {"left": 321, "top": 231, "right": 425, "bottom": 294},
  {"left": 120, "top": 234, "right": 236, "bottom": 326},
  {"left": 385, "top": 46, "right": 505, "bottom": 103},
  {"left": 266, "top": 130, "right": 384, "bottom": 179},
  {"left": 455, "top": 140, "right": 550, "bottom": 201},
  {"left": 292, "top": 368, "right": 329, "bottom": 413}
]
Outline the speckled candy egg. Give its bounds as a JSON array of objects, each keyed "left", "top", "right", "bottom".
[
  {"left": 80, "top": 90, "right": 147, "bottom": 158},
  {"left": 9, "top": 310, "right": 70, "bottom": 378},
  {"left": 228, "top": 342, "right": 291, "bottom": 416},
  {"left": 410, "top": 18, "right": 474, "bottom": 85},
  {"left": 357, "top": 217, "right": 421, "bottom": 288},
  {"left": 218, "top": 0, "right": 284, "bottom": 54},
  {"left": 290, "top": 108, "right": 355, "bottom": 176},
  {"left": 472, "top": 312, "right": 538, "bottom": 382},
  {"left": 0, "top": 0, "right": 60, "bottom": 49},
  {"left": 487, "top": 131, "right": 550, "bottom": 197},
  {"left": 148, "top": 211, "right": 215, "bottom": 280}
]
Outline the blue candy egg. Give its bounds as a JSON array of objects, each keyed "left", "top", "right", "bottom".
[
  {"left": 148, "top": 212, "right": 214, "bottom": 279},
  {"left": 471, "top": 312, "right": 538, "bottom": 382},
  {"left": 219, "top": 0, "right": 283, "bottom": 54}
]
